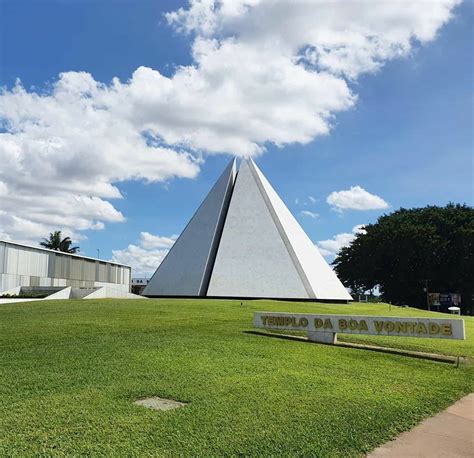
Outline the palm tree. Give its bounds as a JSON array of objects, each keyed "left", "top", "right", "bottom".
[{"left": 40, "top": 231, "right": 80, "bottom": 253}]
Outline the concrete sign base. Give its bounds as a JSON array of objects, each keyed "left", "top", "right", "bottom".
[{"left": 308, "top": 331, "right": 337, "bottom": 344}]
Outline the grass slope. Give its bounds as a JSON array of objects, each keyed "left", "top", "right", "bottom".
[{"left": 0, "top": 299, "right": 472, "bottom": 456}]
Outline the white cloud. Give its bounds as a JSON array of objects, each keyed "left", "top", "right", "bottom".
[
  {"left": 112, "top": 244, "right": 168, "bottom": 277},
  {"left": 295, "top": 195, "right": 319, "bottom": 206},
  {"left": 300, "top": 210, "right": 319, "bottom": 218},
  {"left": 317, "top": 224, "right": 366, "bottom": 257},
  {"left": 0, "top": 73, "right": 199, "bottom": 242},
  {"left": 112, "top": 231, "right": 176, "bottom": 276},
  {"left": 0, "top": 0, "right": 458, "bottom": 241},
  {"left": 139, "top": 231, "right": 177, "bottom": 249},
  {"left": 327, "top": 186, "right": 389, "bottom": 211},
  {"left": 167, "top": 0, "right": 459, "bottom": 79}
]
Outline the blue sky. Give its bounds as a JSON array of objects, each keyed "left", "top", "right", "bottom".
[{"left": 0, "top": 0, "right": 472, "bottom": 274}]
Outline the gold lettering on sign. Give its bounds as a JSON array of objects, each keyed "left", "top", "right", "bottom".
[
  {"left": 323, "top": 319, "right": 333, "bottom": 330},
  {"left": 394, "top": 322, "right": 407, "bottom": 333},
  {"left": 349, "top": 320, "right": 358, "bottom": 330},
  {"left": 258, "top": 314, "right": 459, "bottom": 339},
  {"left": 315, "top": 318, "right": 333, "bottom": 329},
  {"left": 442, "top": 324, "right": 452, "bottom": 336},
  {"left": 416, "top": 323, "right": 427, "bottom": 334},
  {"left": 261, "top": 315, "right": 310, "bottom": 328}
]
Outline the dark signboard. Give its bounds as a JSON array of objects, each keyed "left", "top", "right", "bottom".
[{"left": 428, "top": 293, "right": 461, "bottom": 307}]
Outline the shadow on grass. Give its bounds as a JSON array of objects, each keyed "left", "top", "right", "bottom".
[{"left": 245, "top": 330, "right": 461, "bottom": 366}]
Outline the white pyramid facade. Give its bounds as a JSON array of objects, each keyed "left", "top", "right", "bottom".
[
  {"left": 145, "top": 158, "right": 351, "bottom": 301},
  {"left": 143, "top": 159, "right": 236, "bottom": 296},
  {"left": 206, "top": 160, "right": 309, "bottom": 298},
  {"left": 250, "top": 160, "right": 352, "bottom": 300}
]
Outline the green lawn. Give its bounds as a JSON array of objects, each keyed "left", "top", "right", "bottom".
[{"left": 0, "top": 299, "right": 472, "bottom": 456}]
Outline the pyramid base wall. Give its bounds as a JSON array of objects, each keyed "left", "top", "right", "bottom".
[{"left": 143, "top": 294, "right": 351, "bottom": 304}]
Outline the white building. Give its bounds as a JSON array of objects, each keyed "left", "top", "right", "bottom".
[{"left": 0, "top": 240, "right": 131, "bottom": 294}]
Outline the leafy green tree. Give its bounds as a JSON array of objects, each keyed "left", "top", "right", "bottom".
[
  {"left": 333, "top": 204, "right": 474, "bottom": 312},
  {"left": 40, "top": 231, "right": 80, "bottom": 254}
]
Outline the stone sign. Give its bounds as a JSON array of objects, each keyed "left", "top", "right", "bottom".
[{"left": 253, "top": 312, "right": 465, "bottom": 343}]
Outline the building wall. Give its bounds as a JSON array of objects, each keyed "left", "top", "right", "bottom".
[{"left": 0, "top": 241, "right": 131, "bottom": 293}]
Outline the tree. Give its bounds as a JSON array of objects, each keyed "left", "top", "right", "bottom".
[
  {"left": 333, "top": 204, "right": 474, "bottom": 312},
  {"left": 40, "top": 231, "right": 80, "bottom": 254}
]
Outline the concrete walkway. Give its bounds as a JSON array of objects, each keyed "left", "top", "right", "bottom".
[{"left": 369, "top": 393, "right": 473, "bottom": 457}]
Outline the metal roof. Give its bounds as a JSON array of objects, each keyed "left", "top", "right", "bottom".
[{"left": 0, "top": 239, "right": 131, "bottom": 269}]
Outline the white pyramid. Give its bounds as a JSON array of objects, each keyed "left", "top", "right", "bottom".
[{"left": 145, "top": 158, "right": 351, "bottom": 301}]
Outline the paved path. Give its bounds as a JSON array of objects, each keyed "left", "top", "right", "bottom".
[{"left": 369, "top": 393, "right": 473, "bottom": 457}]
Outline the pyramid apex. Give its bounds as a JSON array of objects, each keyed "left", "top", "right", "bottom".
[{"left": 237, "top": 157, "right": 254, "bottom": 171}]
